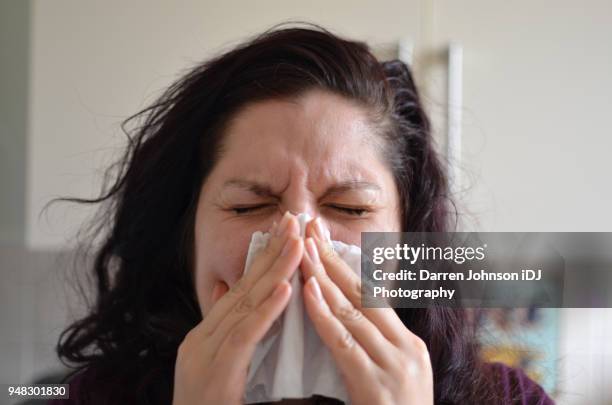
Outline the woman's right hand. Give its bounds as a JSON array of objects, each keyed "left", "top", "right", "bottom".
[{"left": 172, "top": 212, "right": 303, "bottom": 405}]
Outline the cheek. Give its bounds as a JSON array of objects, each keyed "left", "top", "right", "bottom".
[
  {"left": 327, "top": 199, "right": 402, "bottom": 246},
  {"left": 328, "top": 223, "right": 367, "bottom": 247},
  {"left": 193, "top": 230, "right": 254, "bottom": 315},
  {"left": 329, "top": 213, "right": 401, "bottom": 248}
]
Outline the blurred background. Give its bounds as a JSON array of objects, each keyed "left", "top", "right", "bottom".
[{"left": 1, "top": 1, "right": 611, "bottom": 404}]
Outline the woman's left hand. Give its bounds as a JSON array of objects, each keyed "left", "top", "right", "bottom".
[{"left": 300, "top": 219, "right": 434, "bottom": 405}]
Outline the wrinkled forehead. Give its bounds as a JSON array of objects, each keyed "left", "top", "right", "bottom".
[{"left": 212, "top": 90, "right": 386, "bottom": 182}]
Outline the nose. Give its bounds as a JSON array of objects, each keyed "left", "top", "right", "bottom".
[
  {"left": 279, "top": 181, "right": 318, "bottom": 219},
  {"left": 272, "top": 180, "right": 332, "bottom": 239},
  {"left": 278, "top": 205, "right": 325, "bottom": 239}
]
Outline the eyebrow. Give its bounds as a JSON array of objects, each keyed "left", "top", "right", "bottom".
[
  {"left": 222, "top": 179, "right": 381, "bottom": 200},
  {"left": 222, "top": 179, "right": 280, "bottom": 199}
]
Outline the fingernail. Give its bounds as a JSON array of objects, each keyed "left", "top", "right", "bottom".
[
  {"left": 308, "top": 276, "right": 323, "bottom": 301},
  {"left": 281, "top": 237, "right": 295, "bottom": 256},
  {"left": 276, "top": 211, "right": 292, "bottom": 236},
  {"left": 313, "top": 217, "right": 325, "bottom": 240},
  {"left": 305, "top": 238, "right": 320, "bottom": 264}
]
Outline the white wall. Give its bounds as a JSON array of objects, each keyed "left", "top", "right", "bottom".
[
  {"left": 26, "top": 0, "right": 423, "bottom": 249},
  {"left": 421, "top": 2, "right": 612, "bottom": 404},
  {"left": 0, "top": 0, "right": 29, "bottom": 246},
  {"left": 425, "top": 0, "right": 612, "bottom": 233}
]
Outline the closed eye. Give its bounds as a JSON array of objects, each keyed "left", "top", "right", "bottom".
[
  {"left": 328, "top": 205, "right": 369, "bottom": 216},
  {"left": 230, "top": 204, "right": 271, "bottom": 215},
  {"left": 230, "top": 204, "right": 370, "bottom": 216}
]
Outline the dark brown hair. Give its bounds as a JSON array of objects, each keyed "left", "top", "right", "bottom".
[{"left": 55, "top": 24, "right": 497, "bottom": 404}]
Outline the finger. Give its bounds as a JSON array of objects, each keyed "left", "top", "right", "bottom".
[
  {"left": 197, "top": 212, "right": 299, "bottom": 337},
  {"left": 301, "top": 238, "right": 395, "bottom": 366},
  {"left": 302, "top": 276, "right": 374, "bottom": 390},
  {"left": 247, "top": 211, "right": 300, "bottom": 280},
  {"left": 213, "top": 281, "right": 292, "bottom": 375},
  {"left": 244, "top": 236, "right": 303, "bottom": 312},
  {"left": 306, "top": 218, "right": 408, "bottom": 345},
  {"left": 205, "top": 235, "right": 302, "bottom": 353}
]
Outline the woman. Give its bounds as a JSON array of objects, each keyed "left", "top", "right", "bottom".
[{"left": 53, "top": 25, "right": 554, "bottom": 404}]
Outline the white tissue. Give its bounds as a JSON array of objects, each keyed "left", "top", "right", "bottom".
[{"left": 243, "top": 213, "right": 361, "bottom": 404}]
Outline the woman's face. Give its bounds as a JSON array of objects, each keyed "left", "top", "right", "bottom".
[{"left": 193, "top": 89, "right": 401, "bottom": 314}]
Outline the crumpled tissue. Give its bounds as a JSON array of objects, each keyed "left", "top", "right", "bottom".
[{"left": 243, "top": 213, "right": 361, "bottom": 404}]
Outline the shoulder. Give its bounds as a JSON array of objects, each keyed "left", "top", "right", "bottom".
[
  {"left": 47, "top": 366, "right": 116, "bottom": 405},
  {"left": 46, "top": 368, "right": 88, "bottom": 405},
  {"left": 47, "top": 360, "right": 173, "bottom": 405},
  {"left": 484, "top": 362, "right": 556, "bottom": 405}
]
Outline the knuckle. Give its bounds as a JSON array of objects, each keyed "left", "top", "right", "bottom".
[
  {"left": 349, "top": 277, "right": 362, "bottom": 303},
  {"left": 361, "top": 279, "right": 376, "bottom": 296},
  {"left": 177, "top": 339, "right": 190, "bottom": 360},
  {"left": 176, "top": 337, "right": 199, "bottom": 369},
  {"left": 310, "top": 259, "right": 325, "bottom": 275},
  {"left": 179, "top": 327, "right": 198, "bottom": 350},
  {"left": 320, "top": 243, "right": 338, "bottom": 262},
  {"left": 234, "top": 296, "right": 255, "bottom": 314},
  {"left": 197, "top": 321, "right": 215, "bottom": 338},
  {"left": 397, "top": 336, "right": 431, "bottom": 375},
  {"left": 335, "top": 304, "right": 364, "bottom": 323},
  {"left": 201, "top": 325, "right": 214, "bottom": 338},
  {"left": 310, "top": 305, "right": 332, "bottom": 323},
  {"left": 337, "top": 330, "right": 356, "bottom": 350},
  {"left": 415, "top": 342, "right": 432, "bottom": 368},
  {"left": 254, "top": 296, "right": 276, "bottom": 318},
  {"left": 412, "top": 335, "right": 430, "bottom": 358},
  {"left": 229, "top": 278, "right": 248, "bottom": 297},
  {"left": 317, "top": 269, "right": 332, "bottom": 284}
]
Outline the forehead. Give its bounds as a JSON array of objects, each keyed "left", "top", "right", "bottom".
[{"left": 214, "top": 90, "right": 385, "bottom": 184}]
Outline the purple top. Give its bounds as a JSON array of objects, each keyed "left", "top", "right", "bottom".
[
  {"left": 49, "top": 362, "right": 554, "bottom": 404},
  {"left": 486, "top": 362, "right": 555, "bottom": 405}
]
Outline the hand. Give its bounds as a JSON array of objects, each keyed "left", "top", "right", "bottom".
[
  {"left": 300, "top": 218, "right": 434, "bottom": 405},
  {"left": 172, "top": 212, "right": 304, "bottom": 405}
]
